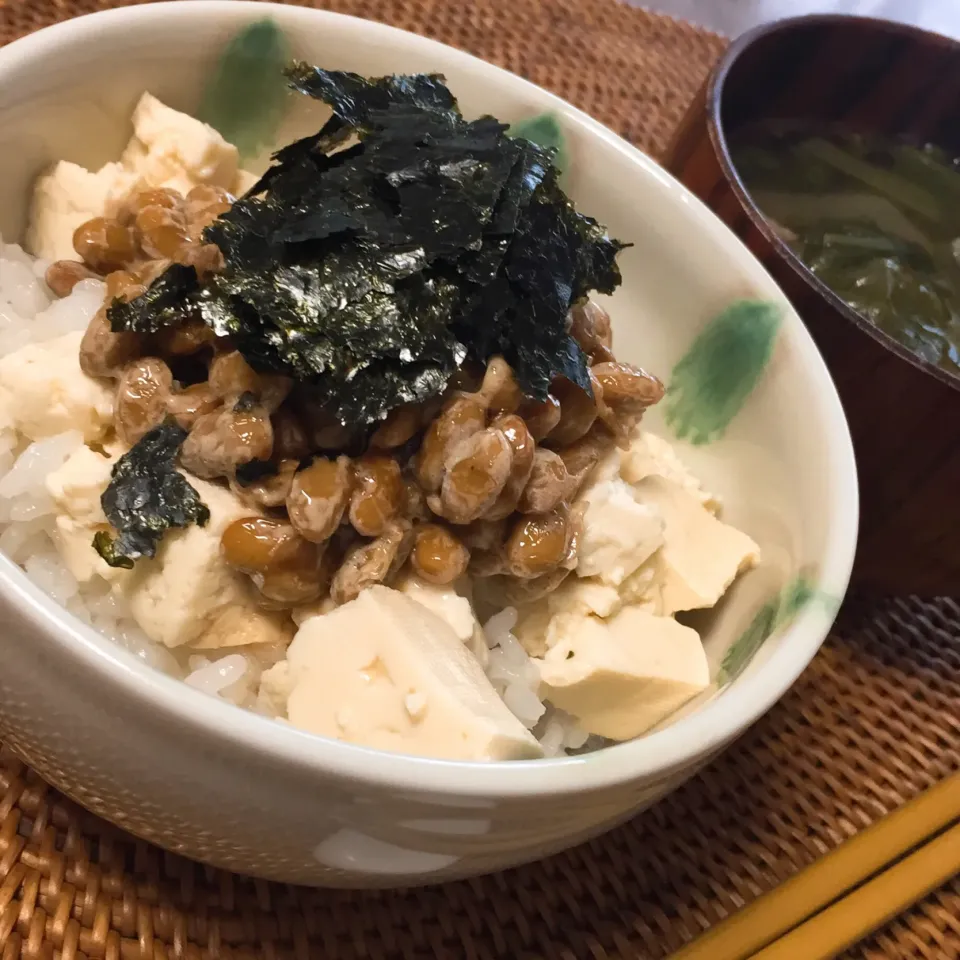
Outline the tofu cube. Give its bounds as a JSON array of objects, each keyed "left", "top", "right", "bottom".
[
  {"left": 621, "top": 429, "right": 720, "bottom": 512},
  {"left": 538, "top": 606, "right": 710, "bottom": 740},
  {"left": 396, "top": 574, "right": 488, "bottom": 665},
  {"left": 632, "top": 475, "right": 760, "bottom": 615},
  {"left": 515, "top": 578, "right": 622, "bottom": 657},
  {"left": 271, "top": 586, "right": 543, "bottom": 761}
]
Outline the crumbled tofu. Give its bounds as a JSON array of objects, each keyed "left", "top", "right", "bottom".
[
  {"left": 271, "top": 586, "right": 543, "bottom": 761},
  {"left": 515, "top": 578, "right": 622, "bottom": 657},
  {"left": 632, "top": 475, "right": 760, "bottom": 616},
  {"left": 121, "top": 93, "right": 240, "bottom": 197},
  {"left": 404, "top": 691, "right": 428, "bottom": 721},
  {"left": 0, "top": 332, "right": 113, "bottom": 442},
  {"left": 47, "top": 448, "right": 292, "bottom": 644},
  {"left": 615, "top": 562, "right": 659, "bottom": 609},
  {"left": 291, "top": 597, "right": 337, "bottom": 626},
  {"left": 45, "top": 442, "right": 123, "bottom": 583},
  {"left": 26, "top": 93, "right": 255, "bottom": 261},
  {"left": 397, "top": 576, "right": 475, "bottom": 641},
  {"left": 510, "top": 604, "right": 554, "bottom": 660},
  {"left": 397, "top": 574, "right": 489, "bottom": 666},
  {"left": 538, "top": 606, "right": 710, "bottom": 739},
  {"left": 0, "top": 400, "right": 15, "bottom": 439},
  {"left": 52, "top": 515, "right": 113, "bottom": 583},
  {"left": 258, "top": 660, "right": 293, "bottom": 718},
  {"left": 587, "top": 445, "right": 623, "bottom": 485},
  {"left": 121, "top": 476, "right": 292, "bottom": 650},
  {"left": 45, "top": 442, "right": 117, "bottom": 524},
  {"left": 575, "top": 476, "right": 664, "bottom": 585},
  {"left": 621, "top": 429, "right": 720, "bottom": 512},
  {"left": 25, "top": 160, "right": 140, "bottom": 261},
  {"left": 553, "top": 579, "right": 622, "bottom": 619},
  {"left": 192, "top": 605, "right": 290, "bottom": 651}
]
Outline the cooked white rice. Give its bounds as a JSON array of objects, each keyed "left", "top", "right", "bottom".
[{"left": 0, "top": 241, "right": 591, "bottom": 758}]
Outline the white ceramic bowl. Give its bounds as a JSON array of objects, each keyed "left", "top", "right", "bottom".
[{"left": 0, "top": 1, "right": 858, "bottom": 887}]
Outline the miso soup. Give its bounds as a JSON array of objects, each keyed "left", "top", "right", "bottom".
[{"left": 731, "top": 122, "right": 960, "bottom": 376}]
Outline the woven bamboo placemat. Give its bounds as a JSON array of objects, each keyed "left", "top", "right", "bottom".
[{"left": 0, "top": 1, "right": 958, "bottom": 957}]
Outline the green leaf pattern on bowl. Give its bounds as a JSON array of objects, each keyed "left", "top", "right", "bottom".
[
  {"left": 719, "top": 572, "right": 838, "bottom": 685},
  {"left": 509, "top": 112, "right": 569, "bottom": 172},
  {"left": 200, "top": 20, "right": 572, "bottom": 176},
  {"left": 662, "top": 298, "right": 836, "bottom": 686},
  {"left": 198, "top": 18, "right": 292, "bottom": 163},
  {"left": 665, "top": 299, "right": 782, "bottom": 445}
]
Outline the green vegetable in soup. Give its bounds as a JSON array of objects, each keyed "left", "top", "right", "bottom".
[
  {"left": 731, "top": 122, "right": 960, "bottom": 376},
  {"left": 796, "top": 137, "right": 942, "bottom": 224},
  {"left": 750, "top": 190, "right": 931, "bottom": 250}
]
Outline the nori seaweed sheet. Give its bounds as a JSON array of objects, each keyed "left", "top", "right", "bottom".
[
  {"left": 110, "top": 65, "right": 627, "bottom": 427},
  {"left": 93, "top": 422, "right": 211, "bottom": 569}
]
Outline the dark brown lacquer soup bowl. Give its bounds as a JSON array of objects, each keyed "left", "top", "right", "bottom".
[{"left": 664, "top": 14, "right": 960, "bottom": 595}]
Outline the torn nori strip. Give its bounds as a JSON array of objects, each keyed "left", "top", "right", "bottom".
[
  {"left": 94, "top": 421, "right": 210, "bottom": 569},
  {"left": 109, "top": 65, "right": 628, "bottom": 426},
  {"left": 108, "top": 263, "right": 200, "bottom": 335}
]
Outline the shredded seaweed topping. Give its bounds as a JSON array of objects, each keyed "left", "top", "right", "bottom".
[
  {"left": 109, "top": 263, "right": 199, "bottom": 334},
  {"left": 93, "top": 422, "right": 210, "bottom": 569},
  {"left": 110, "top": 66, "right": 627, "bottom": 427}
]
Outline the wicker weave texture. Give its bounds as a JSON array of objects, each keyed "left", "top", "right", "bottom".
[{"left": 0, "top": 1, "right": 958, "bottom": 957}]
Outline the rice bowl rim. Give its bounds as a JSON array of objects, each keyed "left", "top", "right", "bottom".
[{"left": 0, "top": 1, "right": 858, "bottom": 797}]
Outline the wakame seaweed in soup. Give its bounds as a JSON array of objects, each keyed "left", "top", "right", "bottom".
[{"left": 730, "top": 121, "right": 960, "bottom": 376}]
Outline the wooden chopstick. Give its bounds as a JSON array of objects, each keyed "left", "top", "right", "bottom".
[
  {"left": 668, "top": 771, "right": 960, "bottom": 960},
  {"left": 749, "top": 817, "right": 960, "bottom": 960}
]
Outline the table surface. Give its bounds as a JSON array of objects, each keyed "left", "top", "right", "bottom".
[{"left": 641, "top": 0, "right": 960, "bottom": 40}]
